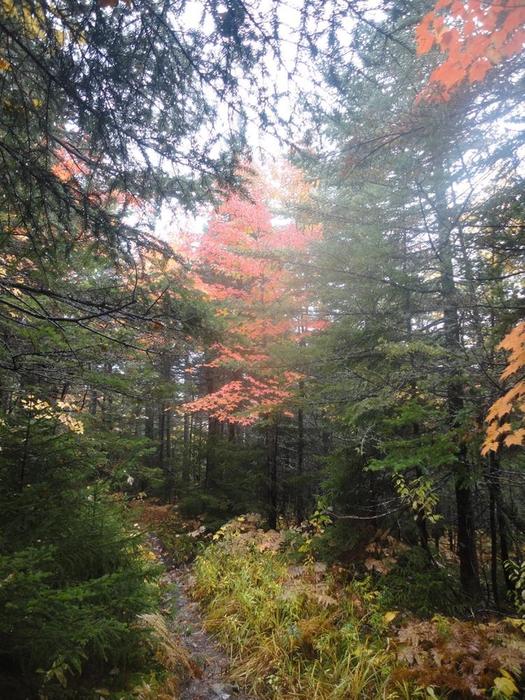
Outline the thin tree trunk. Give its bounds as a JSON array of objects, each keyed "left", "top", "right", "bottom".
[
  {"left": 488, "top": 453, "right": 500, "bottom": 607},
  {"left": 206, "top": 416, "right": 219, "bottom": 488},
  {"left": 158, "top": 402, "right": 166, "bottom": 469},
  {"left": 432, "top": 153, "right": 480, "bottom": 598},
  {"left": 182, "top": 412, "right": 191, "bottom": 483},
  {"left": 497, "top": 487, "right": 512, "bottom": 591},
  {"left": 145, "top": 402, "right": 155, "bottom": 440},
  {"left": 165, "top": 404, "right": 173, "bottom": 502},
  {"left": 267, "top": 419, "right": 279, "bottom": 529},
  {"left": 296, "top": 404, "right": 305, "bottom": 523}
]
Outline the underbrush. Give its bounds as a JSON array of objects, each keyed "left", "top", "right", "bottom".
[
  {"left": 193, "top": 516, "right": 525, "bottom": 700},
  {"left": 132, "top": 501, "right": 206, "bottom": 565},
  {"left": 376, "top": 548, "right": 470, "bottom": 618},
  {"left": 193, "top": 517, "right": 419, "bottom": 699}
]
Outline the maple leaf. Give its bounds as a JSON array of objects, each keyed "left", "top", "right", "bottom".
[
  {"left": 468, "top": 58, "right": 491, "bottom": 82},
  {"left": 415, "top": 1, "right": 525, "bottom": 101},
  {"left": 416, "top": 14, "right": 435, "bottom": 55},
  {"left": 503, "top": 429, "right": 525, "bottom": 449},
  {"left": 183, "top": 167, "right": 327, "bottom": 427},
  {"left": 483, "top": 320, "right": 525, "bottom": 454}
]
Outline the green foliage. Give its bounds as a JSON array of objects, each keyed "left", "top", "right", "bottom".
[
  {"left": 178, "top": 437, "right": 265, "bottom": 528},
  {"left": 505, "top": 560, "right": 525, "bottom": 619},
  {"left": 366, "top": 400, "right": 458, "bottom": 475},
  {"left": 393, "top": 474, "right": 441, "bottom": 525},
  {"left": 155, "top": 520, "right": 204, "bottom": 567},
  {"left": 95, "top": 429, "right": 162, "bottom": 496},
  {"left": 377, "top": 548, "right": 469, "bottom": 618},
  {"left": 179, "top": 492, "right": 229, "bottom": 520},
  {"left": 161, "top": 532, "right": 203, "bottom": 567},
  {"left": 0, "top": 410, "right": 160, "bottom": 698}
]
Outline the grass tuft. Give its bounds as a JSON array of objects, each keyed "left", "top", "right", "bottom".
[{"left": 193, "top": 528, "right": 425, "bottom": 699}]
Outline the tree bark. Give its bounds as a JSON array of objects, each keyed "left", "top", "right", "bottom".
[
  {"left": 432, "top": 151, "right": 481, "bottom": 598},
  {"left": 296, "top": 405, "right": 305, "bottom": 523},
  {"left": 488, "top": 453, "right": 500, "bottom": 607},
  {"left": 182, "top": 412, "right": 191, "bottom": 483},
  {"left": 267, "top": 419, "right": 279, "bottom": 529}
]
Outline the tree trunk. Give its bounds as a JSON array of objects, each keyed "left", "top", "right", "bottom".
[
  {"left": 296, "top": 405, "right": 305, "bottom": 523},
  {"left": 455, "top": 480, "right": 480, "bottom": 597},
  {"left": 182, "top": 412, "right": 191, "bottom": 483},
  {"left": 433, "top": 153, "right": 480, "bottom": 598},
  {"left": 205, "top": 367, "right": 219, "bottom": 488},
  {"left": 496, "top": 481, "right": 512, "bottom": 591},
  {"left": 206, "top": 417, "right": 219, "bottom": 488},
  {"left": 164, "top": 404, "right": 174, "bottom": 502},
  {"left": 267, "top": 419, "right": 279, "bottom": 529},
  {"left": 488, "top": 453, "right": 500, "bottom": 607}
]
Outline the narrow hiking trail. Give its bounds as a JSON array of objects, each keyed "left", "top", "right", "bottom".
[{"left": 148, "top": 535, "right": 255, "bottom": 700}]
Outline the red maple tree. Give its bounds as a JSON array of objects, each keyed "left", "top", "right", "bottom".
[{"left": 183, "top": 167, "right": 323, "bottom": 427}]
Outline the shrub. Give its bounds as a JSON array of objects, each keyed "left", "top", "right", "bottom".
[
  {"left": 0, "top": 405, "right": 161, "bottom": 698},
  {"left": 377, "top": 547, "right": 470, "bottom": 618}
]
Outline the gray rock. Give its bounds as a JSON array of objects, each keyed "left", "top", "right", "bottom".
[{"left": 211, "top": 682, "right": 232, "bottom": 699}]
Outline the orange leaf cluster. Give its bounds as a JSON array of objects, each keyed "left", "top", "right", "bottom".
[
  {"left": 51, "top": 148, "right": 91, "bottom": 183},
  {"left": 482, "top": 322, "right": 525, "bottom": 455},
  {"left": 416, "top": 0, "right": 525, "bottom": 101},
  {"left": 184, "top": 375, "right": 294, "bottom": 426}
]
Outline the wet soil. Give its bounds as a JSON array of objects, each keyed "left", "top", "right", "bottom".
[{"left": 149, "top": 535, "right": 254, "bottom": 700}]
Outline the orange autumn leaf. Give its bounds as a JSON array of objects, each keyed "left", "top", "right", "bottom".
[
  {"left": 416, "top": 1, "right": 525, "bottom": 101},
  {"left": 504, "top": 429, "right": 525, "bottom": 448},
  {"left": 416, "top": 14, "right": 435, "bottom": 55},
  {"left": 182, "top": 167, "right": 326, "bottom": 426},
  {"left": 483, "top": 322, "right": 525, "bottom": 455},
  {"left": 468, "top": 58, "right": 491, "bottom": 82}
]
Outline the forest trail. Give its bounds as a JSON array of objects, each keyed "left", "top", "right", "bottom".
[{"left": 148, "top": 535, "right": 255, "bottom": 700}]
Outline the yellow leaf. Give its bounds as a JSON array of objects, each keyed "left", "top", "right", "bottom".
[
  {"left": 504, "top": 428, "right": 525, "bottom": 448},
  {"left": 22, "top": 7, "right": 45, "bottom": 39},
  {"left": 494, "top": 672, "right": 518, "bottom": 697},
  {"left": 504, "top": 617, "right": 525, "bottom": 631},
  {"left": 383, "top": 610, "right": 399, "bottom": 624},
  {"left": 2, "top": 0, "right": 15, "bottom": 15},
  {"left": 55, "top": 29, "right": 66, "bottom": 46},
  {"left": 481, "top": 439, "right": 499, "bottom": 456},
  {"left": 0, "top": 57, "right": 10, "bottom": 71},
  {"left": 501, "top": 349, "right": 525, "bottom": 379},
  {"left": 499, "top": 322, "right": 525, "bottom": 352}
]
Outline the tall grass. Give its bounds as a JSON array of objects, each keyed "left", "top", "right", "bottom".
[{"left": 193, "top": 533, "right": 425, "bottom": 699}]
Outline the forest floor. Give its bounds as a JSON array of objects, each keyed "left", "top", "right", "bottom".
[
  {"left": 138, "top": 503, "right": 524, "bottom": 700},
  {"left": 148, "top": 533, "right": 254, "bottom": 700}
]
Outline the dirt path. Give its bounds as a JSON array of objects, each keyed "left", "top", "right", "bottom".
[{"left": 149, "top": 535, "right": 254, "bottom": 700}]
